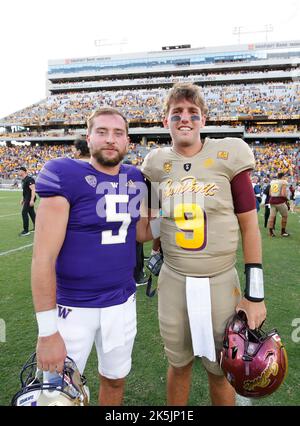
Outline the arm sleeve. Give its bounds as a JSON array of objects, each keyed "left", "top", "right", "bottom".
[{"left": 231, "top": 170, "right": 256, "bottom": 214}]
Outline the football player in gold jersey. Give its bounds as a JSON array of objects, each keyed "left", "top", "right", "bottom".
[
  {"left": 141, "top": 83, "right": 267, "bottom": 406},
  {"left": 267, "top": 172, "right": 290, "bottom": 237}
]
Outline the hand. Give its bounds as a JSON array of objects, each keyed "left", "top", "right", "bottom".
[
  {"left": 236, "top": 297, "right": 266, "bottom": 330},
  {"left": 36, "top": 331, "right": 67, "bottom": 373},
  {"left": 29, "top": 200, "right": 34, "bottom": 207},
  {"left": 20, "top": 199, "right": 24, "bottom": 205}
]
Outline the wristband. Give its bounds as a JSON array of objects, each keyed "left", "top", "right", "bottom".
[
  {"left": 150, "top": 217, "right": 161, "bottom": 239},
  {"left": 36, "top": 309, "right": 58, "bottom": 337},
  {"left": 244, "top": 263, "right": 264, "bottom": 302}
]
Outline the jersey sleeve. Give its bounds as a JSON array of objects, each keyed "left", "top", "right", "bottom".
[
  {"left": 230, "top": 138, "right": 255, "bottom": 179},
  {"left": 140, "top": 148, "right": 161, "bottom": 182},
  {"left": 35, "top": 159, "right": 73, "bottom": 203}
]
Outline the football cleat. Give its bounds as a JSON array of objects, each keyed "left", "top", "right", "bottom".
[
  {"left": 220, "top": 312, "right": 288, "bottom": 398},
  {"left": 11, "top": 353, "right": 89, "bottom": 406}
]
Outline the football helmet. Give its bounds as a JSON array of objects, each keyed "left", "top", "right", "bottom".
[
  {"left": 220, "top": 312, "right": 288, "bottom": 398},
  {"left": 11, "top": 353, "right": 89, "bottom": 406}
]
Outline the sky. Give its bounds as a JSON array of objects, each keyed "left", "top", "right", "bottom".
[{"left": 0, "top": 0, "right": 299, "bottom": 119}]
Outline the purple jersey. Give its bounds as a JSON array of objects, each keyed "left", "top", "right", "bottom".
[{"left": 36, "top": 158, "right": 145, "bottom": 308}]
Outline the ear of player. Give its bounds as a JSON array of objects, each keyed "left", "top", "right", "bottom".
[
  {"left": 11, "top": 353, "right": 89, "bottom": 406},
  {"left": 220, "top": 312, "right": 288, "bottom": 398}
]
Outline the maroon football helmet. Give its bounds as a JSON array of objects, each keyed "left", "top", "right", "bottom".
[{"left": 220, "top": 312, "right": 288, "bottom": 398}]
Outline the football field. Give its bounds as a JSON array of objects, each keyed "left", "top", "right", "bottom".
[{"left": 0, "top": 190, "right": 299, "bottom": 406}]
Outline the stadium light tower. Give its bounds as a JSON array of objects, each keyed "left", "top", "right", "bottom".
[{"left": 233, "top": 25, "right": 274, "bottom": 43}]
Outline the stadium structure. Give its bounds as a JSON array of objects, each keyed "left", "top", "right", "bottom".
[{"left": 0, "top": 39, "right": 299, "bottom": 161}]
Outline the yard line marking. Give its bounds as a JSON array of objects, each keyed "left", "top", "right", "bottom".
[
  {"left": 0, "top": 244, "right": 33, "bottom": 257},
  {"left": 0, "top": 213, "right": 19, "bottom": 218}
]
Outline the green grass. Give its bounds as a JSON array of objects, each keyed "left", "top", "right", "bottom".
[{"left": 0, "top": 191, "right": 299, "bottom": 406}]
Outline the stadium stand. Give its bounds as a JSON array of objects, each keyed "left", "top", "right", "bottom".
[{"left": 0, "top": 39, "right": 299, "bottom": 183}]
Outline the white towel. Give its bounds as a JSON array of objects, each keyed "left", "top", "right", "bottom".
[
  {"left": 186, "top": 276, "right": 216, "bottom": 362},
  {"left": 100, "top": 303, "right": 125, "bottom": 353}
]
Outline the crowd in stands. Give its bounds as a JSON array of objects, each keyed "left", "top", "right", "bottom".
[
  {"left": 0, "top": 145, "right": 73, "bottom": 179},
  {"left": 1, "top": 142, "right": 299, "bottom": 184},
  {"left": 246, "top": 124, "right": 300, "bottom": 133},
  {"left": 49, "top": 67, "right": 299, "bottom": 91},
  {"left": 0, "top": 129, "right": 84, "bottom": 139},
  {"left": 1, "top": 81, "right": 299, "bottom": 126},
  {"left": 252, "top": 143, "right": 299, "bottom": 179},
  {"left": 1, "top": 124, "right": 300, "bottom": 141}
]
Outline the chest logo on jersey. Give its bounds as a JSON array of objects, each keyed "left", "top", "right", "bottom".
[
  {"left": 85, "top": 175, "right": 97, "bottom": 188},
  {"left": 164, "top": 176, "right": 219, "bottom": 198},
  {"left": 110, "top": 182, "right": 119, "bottom": 189},
  {"left": 163, "top": 161, "right": 172, "bottom": 173},
  {"left": 217, "top": 151, "right": 229, "bottom": 160},
  {"left": 184, "top": 163, "right": 191, "bottom": 172}
]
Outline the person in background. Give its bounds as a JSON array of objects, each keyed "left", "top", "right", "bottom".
[
  {"left": 72, "top": 138, "right": 90, "bottom": 161},
  {"left": 134, "top": 242, "right": 148, "bottom": 286},
  {"left": 252, "top": 175, "right": 262, "bottom": 212},
  {"left": 263, "top": 178, "right": 272, "bottom": 229},
  {"left": 288, "top": 183, "right": 295, "bottom": 213},
  {"left": 267, "top": 172, "right": 290, "bottom": 237},
  {"left": 18, "top": 166, "right": 36, "bottom": 236}
]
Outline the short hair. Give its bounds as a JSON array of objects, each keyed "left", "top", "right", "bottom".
[
  {"left": 19, "top": 167, "right": 27, "bottom": 172},
  {"left": 278, "top": 172, "right": 285, "bottom": 179},
  {"left": 163, "top": 82, "right": 208, "bottom": 116},
  {"left": 74, "top": 138, "right": 89, "bottom": 157},
  {"left": 87, "top": 107, "right": 129, "bottom": 135}
]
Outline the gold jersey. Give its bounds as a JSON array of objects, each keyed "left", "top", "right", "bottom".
[
  {"left": 269, "top": 179, "right": 288, "bottom": 198},
  {"left": 141, "top": 137, "right": 255, "bottom": 277}
]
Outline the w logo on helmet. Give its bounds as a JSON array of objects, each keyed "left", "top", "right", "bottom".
[{"left": 58, "top": 306, "right": 72, "bottom": 319}]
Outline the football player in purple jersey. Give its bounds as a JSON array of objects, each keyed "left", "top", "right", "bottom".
[{"left": 31, "top": 107, "right": 156, "bottom": 406}]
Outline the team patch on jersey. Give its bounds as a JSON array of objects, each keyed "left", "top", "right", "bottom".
[
  {"left": 203, "top": 158, "right": 214, "bottom": 168},
  {"left": 163, "top": 161, "right": 172, "bottom": 173},
  {"left": 183, "top": 163, "right": 191, "bottom": 172},
  {"left": 217, "top": 151, "right": 229, "bottom": 160},
  {"left": 85, "top": 175, "right": 97, "bottom": 188}
]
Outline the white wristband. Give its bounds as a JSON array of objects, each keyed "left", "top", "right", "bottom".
[
  {"left": 150, "top": 217, "right": 161, "bottom": 239},
  {"left": 36, "top": 309, "right": 58, "bottom": 337}
]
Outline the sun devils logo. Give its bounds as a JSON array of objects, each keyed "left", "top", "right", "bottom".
[
  {"left": 85, "top": 175, "right": 97, "bottom": 188},
  {"left": 184, "top": 163, "right": 191, "bottom": 172}
]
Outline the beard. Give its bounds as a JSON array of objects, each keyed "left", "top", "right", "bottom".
[{"left": 91, "top": 147, "right": 126, "bottom": 167}]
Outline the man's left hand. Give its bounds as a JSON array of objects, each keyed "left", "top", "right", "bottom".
[{"left": 236, "top": 298, "right": 266, "bottom": 330}]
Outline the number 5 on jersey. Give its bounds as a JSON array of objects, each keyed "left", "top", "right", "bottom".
[{"left": 102, "top": 194, "right": 131, "bottom": 245}]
